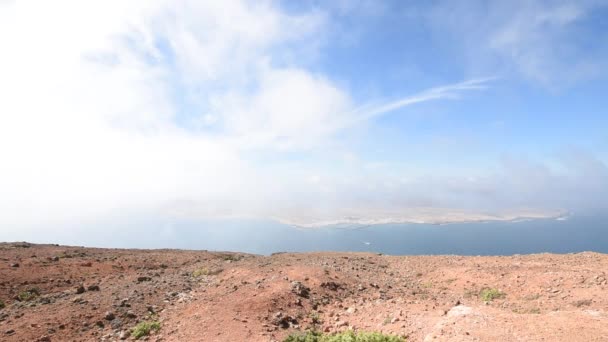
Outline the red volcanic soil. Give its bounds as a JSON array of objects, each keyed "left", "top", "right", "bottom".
[{"left": 1, "top": 242, "right": 607, "bottom": 341}]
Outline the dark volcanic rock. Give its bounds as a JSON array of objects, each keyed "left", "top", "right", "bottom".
[
  {"left": 104, "top": 311, "right": 115, "bottom": 321},
  {"left": 271, "top": 312, "right": 298, "bottom": 329},
  {"left": 291, "top": 281, "right": 310, "bottom": 298},
  {"left": 137, "top": 276, "right": 152, "bottom": 282},
  {"left": 321, "top": 281, "right": 343, "bottom": 291},
  {"left": 87, "top": 284, "right": 100, "bottom": 291}
]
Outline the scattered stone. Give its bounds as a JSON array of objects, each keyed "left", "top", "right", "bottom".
[
  {"left": 4, "top": 242, "right": 608, "bottom": 341},
  {"left": 321, "top": 282, "right": 342, "bottom": 291},
  {"left": 110, "top": 318, "right": 123, "bottom": 330},
  {"left": 87, "top": 285, "right": 100, "bottom": 291},
  {"left": 10, "top": 263, "right": 19, "bottom": 268},
  {"left": 335, "top": 320, "right": 348, "bottom": 328},
  {"left": 80, "top": 262, "right": 92, "bottom": 267},
  {"left": 291, "top": 281, "right": 310, "bottom": 298},
  {"left": 5, "top": 329, "right": 15, "bottom": 335},
  {"left": 271, "top": 312, "right": 298, "bottom": 329}
]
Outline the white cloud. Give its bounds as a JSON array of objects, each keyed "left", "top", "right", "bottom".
[
  {"left": 429, "top": 0, "right": 608, "bottom": 87},
  {"left": 5, "top": 0, "right": 604, "bottom": 239},
  {"left": 9, "top": 0, "right": 606, "bottom": 241},
  {"left": 210, "top": 66, "right": 353, "bottom": 150},
  {"left": 0, "top": 0, "right": 488, "bottom": 234},
  {"left": 0, "top": 0, "right": 264, "bottom": 228}
]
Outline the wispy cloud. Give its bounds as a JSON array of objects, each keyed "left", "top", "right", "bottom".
[
  {"left": 355, "top": 78, "right": 492, "bottom": 122},
  {"left": 226, "top": 76, "right": 493, "bottom": 151},
  {"left": 428, "top": 0, "right": 608, "bottom": 87}
]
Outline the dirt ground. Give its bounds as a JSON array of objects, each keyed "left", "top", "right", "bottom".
[{"left": 1, "top": 242, "right": 607, "bottom": 341}]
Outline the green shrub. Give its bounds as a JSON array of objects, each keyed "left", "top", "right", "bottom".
[
  {"left": 18, "top": 288, "right": 40, "bottom": 301},
  {"left": 131, "top": 321, "right": 161, "bottom": 340},
  {"left": 220, "top": 253, "right": 243, "bottom": 261},
  {"left": 0, "top": 300, "right": 5, "bottom": 309},
  {"left": 309, "top": 312, "right": 322, "bottom": 325},
  {"left": 480, "top": 288, "right": 505, "bottom": 302},
  {"left": 284, "top": 331, "right": 405, "bottom": 342},
  {"left": 192, "top": 267, "right": 223, "bottom": 277}
]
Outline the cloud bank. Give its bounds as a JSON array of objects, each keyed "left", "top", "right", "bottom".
[{"left": 0, "top": 0, "right": 606, "bottom": 239}]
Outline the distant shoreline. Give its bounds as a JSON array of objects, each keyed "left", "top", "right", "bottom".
[{"left": 274, "top": 210, "right": 568, "bottom": 229}]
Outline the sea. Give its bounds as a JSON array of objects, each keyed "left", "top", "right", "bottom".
[{"left": 40, "top": 212, "right": 608, "bottom": 256}]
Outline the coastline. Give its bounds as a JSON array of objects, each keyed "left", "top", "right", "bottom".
[{"left": 272, "top": 209, "right": 568, "bottom": 229}]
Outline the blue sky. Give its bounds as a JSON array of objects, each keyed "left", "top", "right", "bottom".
[{"left": 0, "top": 0, "right": 607, "bottom": 236}]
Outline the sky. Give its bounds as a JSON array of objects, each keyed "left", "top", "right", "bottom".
[{"left": 1, "top": 0, "right": 608, "bottom": 240}]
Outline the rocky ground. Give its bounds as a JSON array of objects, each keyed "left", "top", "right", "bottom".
[{"left": 0, "top": 242, "right": 607, "bottom": 341}]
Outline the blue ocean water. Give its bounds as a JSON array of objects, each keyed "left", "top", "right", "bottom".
[{"left": 52, "top": 213, "right": 608, "bottom": 256}]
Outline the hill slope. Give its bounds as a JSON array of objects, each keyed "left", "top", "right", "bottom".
[{"left": 1, "top": 243, "right": 607, "bottom": 341}]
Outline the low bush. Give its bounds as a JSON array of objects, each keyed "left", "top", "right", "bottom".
[
  {"left": 284, "top": 330, "right": 405, "bottom": 342},
  {"left": 480, "top": 288, "right": 505, "bottom": 302},
  {"left": 131, "top": 320, "right": 161, "bottom": 340},
  {"left": 219, "top": 253, "right": 243, "bottom": 262},
  {"left": 192, "top": 267, "right": 223, "bottom": 277},
  {"left": 309, "top": 312, "right": 322, "bottom": 325},
  {"left": 18, "top": 288, "right": 40, "bottom": 301}
]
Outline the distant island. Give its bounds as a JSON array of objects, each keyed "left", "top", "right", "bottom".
[{"left": 272, "top": 207, "right": 567, "bottom": 228}]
